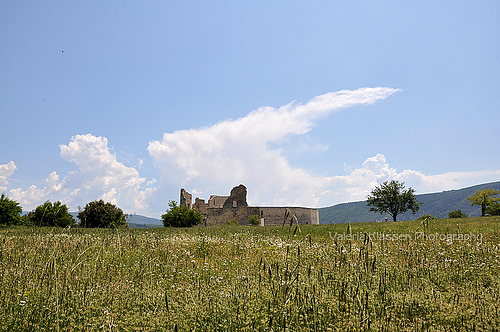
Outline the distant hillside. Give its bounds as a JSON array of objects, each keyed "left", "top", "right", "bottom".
[
  {"left": 70, "top": 212, "right": 162, "bottom": 228},
  {"left": 319, "top": 181, "right": 500, "bottom": 224},
  {"left": 21, "top": 212, "right": 163, "bottom": 228},
  {"left": 126, "top": 214, "right": 163, "bottom": 228}
]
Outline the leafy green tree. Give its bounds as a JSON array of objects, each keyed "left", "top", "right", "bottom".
[
  {"left": 467, "top": 188, "right": 500, "bottom": 217},
  {"left": 0, "top": 193, "right": 22, "bottom": 226},
  {"left": 448, "top": 210, "right": 467, "bottom": 219},
  {"left": 486, "top": 201, "right": 500, "bottom": 216},
  {"left": 161, "top": 201, "right": 202, "bottom": 227},
  {"left": 77, "top": 200, "right": 127, "bottom": 228},
  {"left": 248, "top": 214, "right": 260, "bottom": 226},
  {"left": 28, "top": 201, "right": 75, "bottom": 227},
  {"left": 366, "top": 180, "right": 422, "bottom": 222}
]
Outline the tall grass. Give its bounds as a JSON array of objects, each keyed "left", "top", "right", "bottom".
[{"left": 1, "top": 217, "right": 499, "bottom": 330}]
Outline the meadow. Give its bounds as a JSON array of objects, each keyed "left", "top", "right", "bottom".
[{"left": 1, "top": 216, "right": 499, "bottom": 331}]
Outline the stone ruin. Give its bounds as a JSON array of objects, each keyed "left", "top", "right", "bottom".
[{"left": 180, "top": 184, "right": 319, "bottom": 226}]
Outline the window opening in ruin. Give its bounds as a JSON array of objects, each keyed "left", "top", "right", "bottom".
[{"left": 233, "top": 200, "right": 237, "bottom": 208}]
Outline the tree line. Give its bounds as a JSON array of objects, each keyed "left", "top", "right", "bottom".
[
  {"left": 0, "top": 194, "right": 204, "bottom": 228},
  {"left": 0, "top": 195, "right": 127, "bottom": 228},
  {"left": 1, "top": 182, "right": 499, "bottom": 227}
]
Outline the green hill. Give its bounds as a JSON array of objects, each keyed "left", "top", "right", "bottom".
[{"left": 319, "top": 181, "right": 500, "bottom": 224}]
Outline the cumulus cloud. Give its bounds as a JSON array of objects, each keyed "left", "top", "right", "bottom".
[
  {"left": 58, "top": 134, "right": 156, "bottom": 210},
  {"left": 308, "top": 153, "right": 500, "bottom": 206},
  {"left": 0, "top": 161, "right": 17, "bottom": 192},
  {"left": 148, "top": 87, "right": 500, "bottom": 208},
  {"left": 148, "top": 88, "right": 401, "bottom": 206},
  {"left": 9, "top": 171, "right": 63, "bottom": 206},
  {"left": 9, "top": 134, "right": 156, "bottom": 213},
  {"left": 5, "top": 87, "right": 498, "bottom": 216}
]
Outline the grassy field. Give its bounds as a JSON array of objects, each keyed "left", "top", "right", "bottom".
[{"left": 1, "top": 216, "right": 499, "bottom": 331}]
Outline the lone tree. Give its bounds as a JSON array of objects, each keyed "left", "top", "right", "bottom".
[
  {"left": 28, "top": 201, "right": 75, "bottom": 227},
  {"left": 467, "top": 188, "right": 500, "bottom": 217},
  {"left": 366, "top": 180, "right": 422, "bottom": 221},
  {"left": 77, "top": 200, "right": 127, "bottom": 228},
  {"left": 161, "top": 200, "right": 202, "bottom": 227},
  {"left": 0, "top": 193, "right": 22, "bottom": 226}
]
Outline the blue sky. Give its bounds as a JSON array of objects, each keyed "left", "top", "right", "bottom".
[{"left": 1, "top": 1, "right": 499, "bottom": 218}]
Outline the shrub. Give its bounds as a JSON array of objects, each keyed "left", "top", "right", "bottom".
[
  {"left": 20, "top": 212, "right": 36, "bottom": 226},
  {"left": 248, "top": 215, "right": 260, "bottom": 226},
  {"left": 28, "top": 201, "right": 75, "bottom": 227},
  {"left": 416, "top": 215, "right": 438, "bottom": 222},
  {"left": 77, "top": 200, "right": 127, "bottom": 228},
  {"left": 162, "top": 201, "right": 203, "bottom": 227},
  {"left": 227, "top": 219, "right": 239, "bottom": 226},
  {"left": 448, "top": 210, "right": 468, "bottom": 218}
]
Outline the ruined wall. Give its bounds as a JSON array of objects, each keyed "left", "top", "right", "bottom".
[
  {"left": 181, "top": 185, "right": 319, "bottom": 226},
  {"left": 207, "top": 195, "right": 229, "bottom": 208},
  {"left": 256, "top": 207, "right": 319, "bottom": 226},
  {"left": 192, "top": 197, "right": 208, "bottom": 215},
  {"left": 205, "top": 185, "right": 248, "bottom": 225}
]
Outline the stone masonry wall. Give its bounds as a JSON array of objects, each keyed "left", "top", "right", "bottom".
[
  {"left": 181, "top": 185, "right": 319, "bottom": 226},
  {"left": 248, "top": 206, "right": 319, "bottom": 226}
]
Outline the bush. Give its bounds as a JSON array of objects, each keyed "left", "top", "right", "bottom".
[
  {"left": 28, "top": 201, "right": 75, "bottom": 227},
  {"left": 416, "top": 215, "right": 438, "bottom": 222},
  {"left": 248, "top": 215, "right": 260, "bottom": 226},
  {"left": 77, "top": 200, "right": 127, "bottom": 228},
  {"left": 449, "top": 210, "right": 468, "bottom": 219},
  {"left": 0, "top": 193, "right": 22, "bottom": 226},
  {"left": 227, "top": 219, "right": 239, "bottom": 226},
  {"left": 162, "top": 201, "right": 202, "bottom": 227}
]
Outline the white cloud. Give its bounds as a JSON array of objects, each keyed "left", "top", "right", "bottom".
[
  {"left": 148, "top": 87, "right": 500, "bottom": 209},
  {"left": 9, "top": 134, "right": 156, "bottom": 213},
  {"left": 0, "top": 161, "right": 17, "bottom": 191},
  {"left": 58, "top": 134, "right": 156, "bottom": 211},
  {"left": 5, "top": 88, "right": 498, "bottom": 216},
  {"left": 148, "top": 88, "right": 401, "bottom": 206}
]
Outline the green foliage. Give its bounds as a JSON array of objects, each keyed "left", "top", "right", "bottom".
[
  {"left": 28, "top": 201, "right": 75, "bottom": 227},
  {"left": 320, "top": 181, "right": 500, "bottom": 223},
  {"left": 77, "top": 200, "right": 127, "bottom": 228},
  {"left": 227, "top": 219, "right": 239, "bottom": 226},
  {"left": 467, "top": 188, "right": 500, "bottom": 216},
  {"left": 486, "top": 201, "right": 500, "bottom": 216},
  {"left": 416, "top": 215, "right": 438, "bottom": 221},
  {"left": 0, "top": 193, "right": 22, "bottom": 226},
  {"left": 20, "top": 212, "right": 36, "bottom": 226},
  {"left": 366, "top": 180, "right": 422, "bottom": 221},
  {"left": 161, "top": 201, "right": 202, "bottom": 227},
  {"left": 449, "top": 209, "right": 467, "bottom": 218},
  {"left": 248, "top": 214, "right": 260, "bottom": 226}
]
